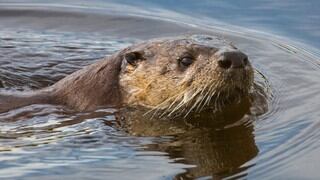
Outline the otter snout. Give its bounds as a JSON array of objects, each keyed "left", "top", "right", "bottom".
[{"left": 216, "top": 49, "right": 249, "bottom": 69}]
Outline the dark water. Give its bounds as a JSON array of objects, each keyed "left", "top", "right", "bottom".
[{"left": 0, "top": 1, "right": 320, "bottom": 179}]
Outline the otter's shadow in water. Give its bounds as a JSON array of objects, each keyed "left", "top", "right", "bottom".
[{"left": 118, "top": 86, "right": 268, "bottom": 179}]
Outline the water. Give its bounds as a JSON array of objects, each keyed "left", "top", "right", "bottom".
[{"left": 0, "top": 1, "right": 320, "bottom": 179}]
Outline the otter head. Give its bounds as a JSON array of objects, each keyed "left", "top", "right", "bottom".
[{"left": 119, "top": 35, "right": 254, "bottom": 116}]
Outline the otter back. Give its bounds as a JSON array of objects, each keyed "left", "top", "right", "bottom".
[{"left": 0, "top": 91, "right": 52, "bottom": 113}]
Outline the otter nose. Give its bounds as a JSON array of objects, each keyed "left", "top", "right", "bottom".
[{"left": 217, "top": 50, "right": 249, "bottom": 69}]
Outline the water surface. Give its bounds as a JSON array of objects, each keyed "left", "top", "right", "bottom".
[{"left": 0, "top": 1, "right": 320, "bottom": 179}]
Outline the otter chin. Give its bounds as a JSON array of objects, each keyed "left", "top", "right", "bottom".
[{"left": 0, "top": 35, "right": 254, "bottom": 117}]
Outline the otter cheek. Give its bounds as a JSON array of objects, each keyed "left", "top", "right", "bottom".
[
  {"left": 178, "top": 69, "right": 195, "bottom": 87},
  {"left": 145, "top": 79, "right": 168, "bottom": 105}
]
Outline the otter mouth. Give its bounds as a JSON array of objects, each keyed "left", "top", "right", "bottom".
[
  {"left": 147, "top": 81, "right": 252, "bottom": 118},
  {"left": 222, "top": 67, "right": 253, "bottom": 88},
  {"left": 144, "top": 67, "right": 254, "bottom": 118}
]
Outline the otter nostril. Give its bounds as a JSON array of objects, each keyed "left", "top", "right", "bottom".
[
  {"left": 243, "top": 57, "right": 248, "bottom": 66},
  {"left": 218, "top": 59, "right": 232, "bottom": 69}
]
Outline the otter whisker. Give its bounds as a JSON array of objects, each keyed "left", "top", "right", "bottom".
[
  {"left": 169, "top": 89, "right": 199, "bottom": 116},
  {"left": 184, "top": 93, "right": 205, "bottom": 117},
  {"left": 204, "top": 82, "right": 218, "bottom": 106},
  {"left": 144, "top": 92, "right": 183, "bottom": 117},
  {"left": 199, "top": 90, "right": 215, "bottom": 112},
  {"left": 196, "top": 80, "right": 220, "bottom": 112},
  {"left": 166, "top": 94, "right": 187, "bottom": 116}
]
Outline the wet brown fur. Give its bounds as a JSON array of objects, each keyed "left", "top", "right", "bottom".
[{"left": 0, "top": 35, "right": 253, "bottom": 114}]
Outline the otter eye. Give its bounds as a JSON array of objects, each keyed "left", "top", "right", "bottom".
[
  {"left": 179, "top": 56, "right": 194, "bottom": 67},
  {"left": 125, "top": 51, "right": 144, "bottom": 66}
]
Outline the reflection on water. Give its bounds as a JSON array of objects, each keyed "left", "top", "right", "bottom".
[
  {"left": 0, "top": 2, "right": 320, "bottom": 179},
  {"left": 120, "top": 92, "right": 267, "bottom": 179}
]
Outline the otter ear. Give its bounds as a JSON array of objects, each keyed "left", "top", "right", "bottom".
[{"left": 124, "top": 51, "right": 145, "bottom": 66}]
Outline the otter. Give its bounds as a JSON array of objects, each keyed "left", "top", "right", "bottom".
[{"left": 0, "top": 35, "right": 253, "bottom": 117}]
